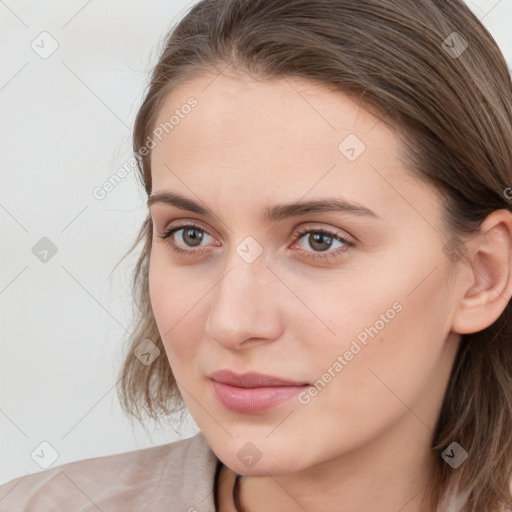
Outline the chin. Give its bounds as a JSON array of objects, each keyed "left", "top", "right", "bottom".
[
  {"left": 224, "top": 453, "right": 305, "bottom": 477},
  {"left": 208, "top": 436, "right": 310, "bottom": 476}
]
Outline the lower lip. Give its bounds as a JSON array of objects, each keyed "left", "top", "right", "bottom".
[{"left": 210, "top": 380, "right": 309, "bottom": 414}]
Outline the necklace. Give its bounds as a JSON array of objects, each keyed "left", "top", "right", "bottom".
[{"left": 232, "top": 473, "right": 247, "bottom": 512}]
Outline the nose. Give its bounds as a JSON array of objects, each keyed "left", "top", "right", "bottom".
[{"left": 204, "top": 249, "right": 284, "bottom": 350}]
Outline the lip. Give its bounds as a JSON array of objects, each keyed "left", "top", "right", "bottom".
[
  {"left": 207, "top": 369, "right": 309, "bottom": 388},
  {"left": 207, "top": 369, "right": 310, "bottom": 414}
]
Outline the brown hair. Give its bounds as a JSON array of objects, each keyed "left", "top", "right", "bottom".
[{"left": 115, "top": 1, "right": 512, "bottom": 510}]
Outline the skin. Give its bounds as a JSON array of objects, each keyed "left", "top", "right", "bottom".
[{"left": 147, "top": 68, "right": 512, "bottom": 512}]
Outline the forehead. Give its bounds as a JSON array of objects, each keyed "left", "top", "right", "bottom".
[
  {"left": 148, "top": 70, "right": 438, "bottom": 224},
  {"left": 152, "top": 70, "right": 396, "bottom": 156}
]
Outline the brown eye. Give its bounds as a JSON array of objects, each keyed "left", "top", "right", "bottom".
[
  {"left": 292, "top": 227, "right": 354, "bottom": 261},
  {"left": 158, "top": 222, "right": 214, "bottom": 255}
]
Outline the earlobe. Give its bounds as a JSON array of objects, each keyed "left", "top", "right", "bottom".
[{"left": 451, "top": 209, "right": 512, "bottom": 335}]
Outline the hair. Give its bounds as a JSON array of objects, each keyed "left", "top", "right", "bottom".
[{"left": 115, "top": 1, "right": 512, "bottom": 510}]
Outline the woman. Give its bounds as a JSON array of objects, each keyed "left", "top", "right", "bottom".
[{"left": 1, "top": 0, "right": 511, "bottom": 511}]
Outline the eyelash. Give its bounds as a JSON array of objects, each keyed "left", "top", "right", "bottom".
[{"left": 157, "top": 222, "right": 354, "bottom": 262}]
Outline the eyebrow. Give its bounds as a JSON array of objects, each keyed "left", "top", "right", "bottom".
[{"left": 147, "top": 191, "right": 379, "bottom": 222}]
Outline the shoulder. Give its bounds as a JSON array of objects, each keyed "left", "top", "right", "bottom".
[{"left": 0, "top": 431, "right": 220, "bottom": 512}]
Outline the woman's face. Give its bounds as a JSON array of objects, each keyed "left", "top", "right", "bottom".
[{"left": 147, "top": 69, "right": 463, "bottom": 476}]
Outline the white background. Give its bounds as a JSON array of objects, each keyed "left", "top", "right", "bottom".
[{"left": 1, "top": 0, "right": 511, "bottom": 485}]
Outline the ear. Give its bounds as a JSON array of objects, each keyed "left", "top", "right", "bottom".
[{"left": 451, "top": 209, "right": 512, "bottom": 335}]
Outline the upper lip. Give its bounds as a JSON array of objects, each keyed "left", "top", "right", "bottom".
[{"left": 208, "top": 369, "right": 309, "bottom": 388}]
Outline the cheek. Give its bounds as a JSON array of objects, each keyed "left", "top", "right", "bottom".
[
  {"left": 148, "top": 253, "right": 204, "bottom": 364},
  {"left": 302, "top": 264, "right": 453, "bottom": 427}
]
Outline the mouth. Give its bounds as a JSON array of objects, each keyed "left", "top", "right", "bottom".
[{"left": 207, "top": 369, "right": 310, "bottom": 414}]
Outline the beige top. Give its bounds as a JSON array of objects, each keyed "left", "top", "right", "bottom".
[
  {"left": 0, "top": 431, "right": 221, "bottom": 511},
  {"left": 0, "top": 430, "right": 475, "bottom": 511}
]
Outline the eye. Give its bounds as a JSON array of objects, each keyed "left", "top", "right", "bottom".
[
  {"left": 156, "top": 221, "right": 354, "bottom": 262},
  {"left": 157, "top": 221, "right": 216, "bottom": 255},
  {"left": 291, "top": 226, "right": 354, "bottom": 261}
]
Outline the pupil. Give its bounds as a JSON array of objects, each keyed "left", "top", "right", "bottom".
[
  {"left": 184, "top": 228, "right": 203, "bottom": 247},
  {"left": 310, "top": 233, "right": 332, "bottom": 252}
]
